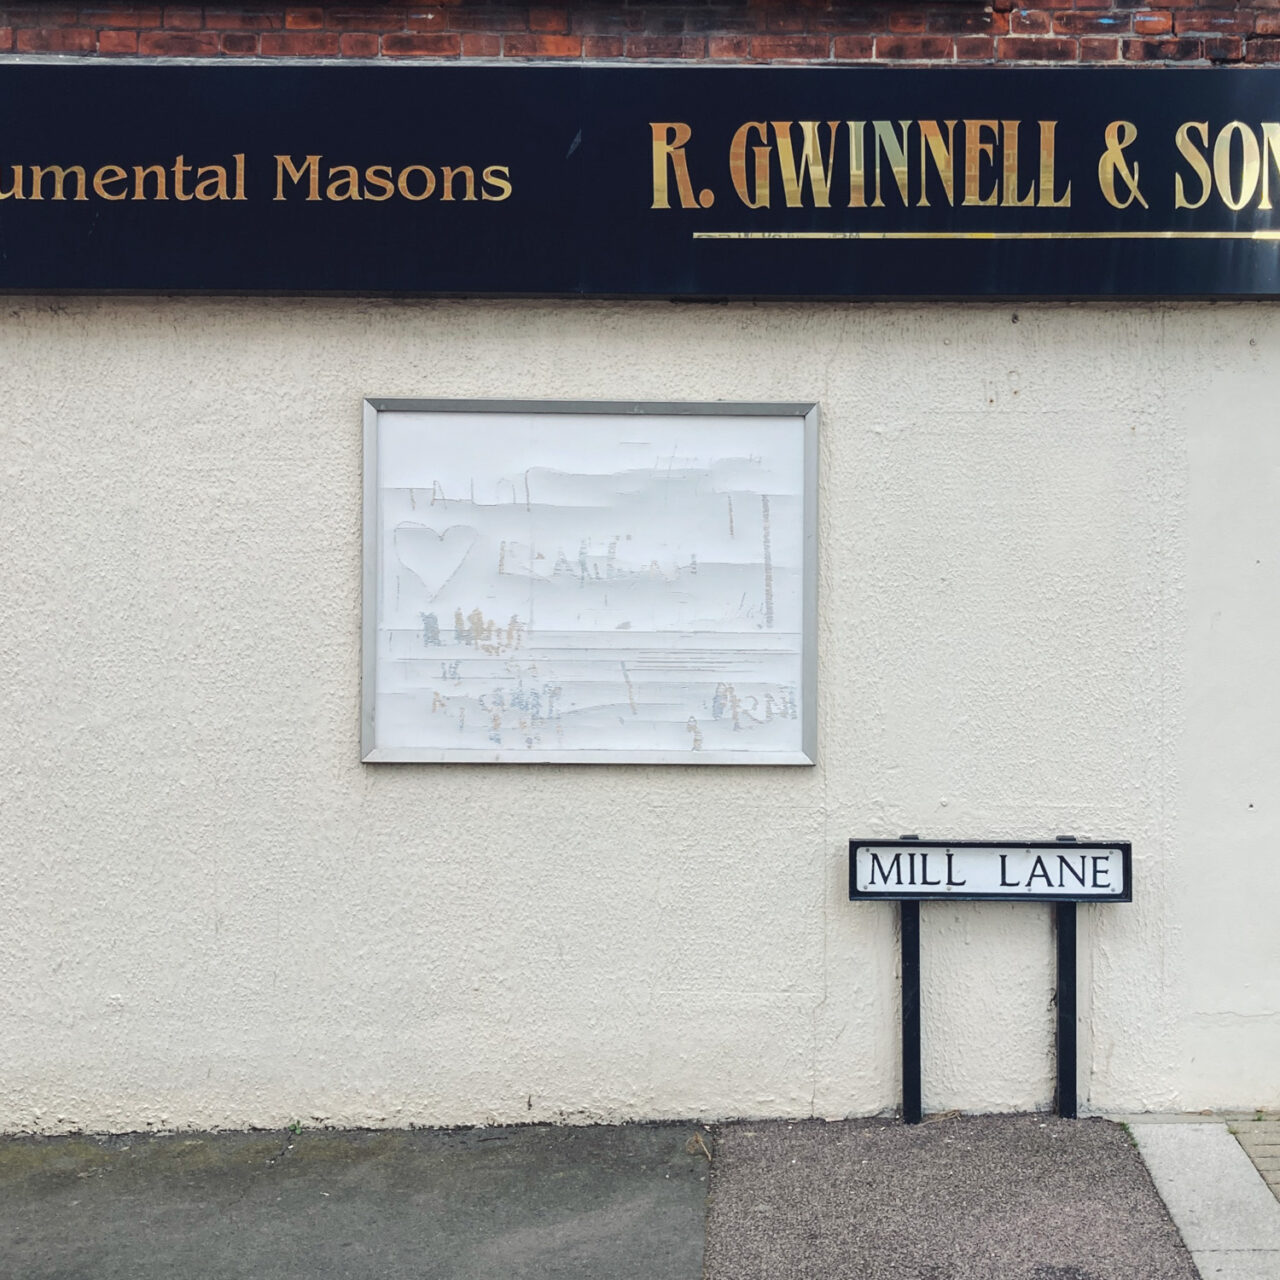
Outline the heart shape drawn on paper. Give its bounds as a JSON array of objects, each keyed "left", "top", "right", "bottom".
[{"left": 393, "top": 523, "right": 479, "bottom": 601}]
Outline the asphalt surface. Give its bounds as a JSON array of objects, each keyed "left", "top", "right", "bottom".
[
  {"left": 0, "top": 1115, "right": 1201, "bottom": 1279},
  {"left": 0, "top": 1125, "right": 709, "bottom": 1280},
  {"left": 703, "top": 1115, "right": 1197, "bottom": 1280}
]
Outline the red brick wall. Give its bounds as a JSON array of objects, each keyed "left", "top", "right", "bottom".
[{"left": 0, "top": 2, "right": 1271, "bottom": 64}]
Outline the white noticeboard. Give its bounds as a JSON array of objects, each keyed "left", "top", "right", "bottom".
[{"left": 362, "top": 400, "right": 817, "bottom": 765}]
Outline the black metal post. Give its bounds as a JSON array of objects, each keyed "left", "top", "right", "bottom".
[
  {"left": 1055, "top": 900, "right": 1078, "bottom": 1120},
  {"left": 901, "top": 899, "right": 922, "bottom": 1124}
]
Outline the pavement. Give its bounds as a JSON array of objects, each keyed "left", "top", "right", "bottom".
[{"left": 1, "top": 1113, "right": 1278, "bottom": 1279}]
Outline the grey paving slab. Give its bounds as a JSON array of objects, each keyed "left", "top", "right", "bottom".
[
  {"left": 0, "top": 1125, "right": 709, "bottom": 1280},
  {"left": 1234, "top": 1121, "right": 1280, "bottom": 1204},
  {"left": 702, "top": 1114, "right": 1196, "bottom": 1280},
  {"left": 1191, "top": 1251, "right": 1280, "bottom": 1279},
  {"left": 1131, "top": 1123, "right": 1280, "bottom": 1252}
]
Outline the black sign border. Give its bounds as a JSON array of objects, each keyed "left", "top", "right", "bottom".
[{"left": 847, "top": 839, "right": 1133, "bottom": 904}]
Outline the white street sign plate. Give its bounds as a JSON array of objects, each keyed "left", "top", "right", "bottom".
[{"left": 849, "top": 841, "right": 1132, "bottom": 903}]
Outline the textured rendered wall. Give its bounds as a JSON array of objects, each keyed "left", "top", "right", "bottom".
[{"left": 0, "top": 297, "right": 1275, "bottom": 1132}]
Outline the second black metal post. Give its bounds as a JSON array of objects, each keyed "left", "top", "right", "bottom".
[
  {"left": 1056, "top": 901, "right": 1078, "bottom": 1120},
  {"left": 901, "top": 899, "right": 922, "bottom": 1124}
]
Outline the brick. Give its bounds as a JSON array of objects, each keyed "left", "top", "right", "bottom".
[
  {"left": 139, "top": 29, "right": 221, "bottom": 53},
  {"left": 204, "top": 10, "right": 284, "bottom": 29},
  {"left": 889, "top": 11, "right": 927, "bottom": 33},
  {"left": 222, "top": 30, "right": 261, "bottom": 53},
  {"left": 339, "top": 30, "right": 380, "bottom": 55},
  {"left": 97, "top": 28, "right": 140, "bottom": 52},
  {"left": 582, "top": 34, "right": 625, "bottom": 56},
  {"left": 1174, "top": 10, "right": 1254, "bottom": 32},
  {"left": 1245, "top": 34, "right": 1280, "bottom": 56},
  {"left": 0, "top": 26, "right": 11, "bottom": 51},
  {"left": 1055, "top": 11, "right": 1130, "bottom": 33},
  {"left": 81, "top": 7, "right": 164, "bottom": 27},
  {"left": 749, "top": 34, "right": 831, "bottom": 58},
  {"left": 708, "top": 34, "right": 751, "bottom": 57},
  {"left": 955, "top": 34, "right": 996, "bottom": 57},
  {"left": 406, "top": 9, "right": 447, "bottom": 31},
  {"left": 452, "top": 7, "right": 527, "bottom": 31},
  {"left": 284, "top": 7, "right": 323, "bottom": 28},
  {"left": 5, "top": 6, "right": 79, "bottom": 25},
  {"left": 875, "top": 34, "right": 955, "bottom": 57},
  {"left": 1080, "top": 35, "right": 1122, "bottom": 56},
  {"left": 765, "top": 8, "right": 808, "bottom": 32},
  {"left": 1205, "top": 34, "right": 1246, "bottom": 57},
  {"left": 832, "top": 34, "right": 876, "bottom": 58},
  {"left": 1012, "top": 10, "right": 1054, "bottom": 34},
  {"left": 529, "top": 8, "right": 568, "bottom": 33},
  {"left": 258, "top": 29, "right": 341, "bottom": 53},
  {"left": 571, "top": 11, "right": 645, "bottom": 35},
  {"left": 928, "top": 9, "right": 1000, "bottom": 34},
  {"left": 323, "top": 8, "right": 410, "bottom": 31},
  {"left": 625, "top": 34, "right": 707, "bottom": 57},
  {"left": 1133, "top": 11, "right": 1174, "bottom": 35},
  {"left": 381, "top": 30, "right": 461, "bottom": 54},
  {"left": 1122, "top": 35, "right": 1204, "bottom": 55},
  {"left": 813, "top": 10, "right": 893, "bottom": 34},
  {"left": 460, "top": 31, "right": 500, "bottom": 55},
  {"left": 690, "top": 15, "right": 755, "bottom": 34},
  {"left": 16, "top": 26, "right": 96, "bottom": 52},
  {"left": 1254, "top": 12, "right": 1280, "bottom": 32},
  {"left": 996, "top": 35, "right": 1079, "bottom": 57},
  {"left": 644, "top": 15, "right": 689, "bottom": 36},
  {"left": 162, "top": 6, "right": 203, "bottom": 28},
  {"left": 503, "top": 33, "right": 583, "bottom": 56}
]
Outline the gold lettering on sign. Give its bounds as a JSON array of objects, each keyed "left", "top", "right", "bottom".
[
  {"left": 440, "top": 165, "right": 476, "bottom": 202},
  {"left": 963, "top": 120, "right": 999, "bottom": 207},
  {"left": 194, "top": 163, "right": 229, "bottom": 202},
  {"left": 1174, "top": 122, "right": 1211, "bottom": 209},
  {"left": 133, "top": 165, "right": 167, "bottom": 200},
  {"left": 871, "top": 121, "right": 911, "bottom": 208},
  {"left": 28, "top": 164, "right": 87, "bottom": 201},
  {"left": 1097, "top": 121, "right": 1148, "bottom": 210},
  {"left": 729, "top": 121, "right": 770, "bottom": 209},
  {"left": 773, "top": 121, "right": 840, "bottom": 209},
  {"left": 276, "top": 154, "right": 321, "bottom": 201},
  {"left": 481, "top": 165, "right": 513, "bottom": 201},
  {"left": 1037, "top": 122, "right": 1071, "bottom": 207},
  {"left": 917, "top": 120, "right": 956, "bottom": 208},
  {"left": 397, "top": 165, "right": 435, "bottom": 201},
  {"left": 1214, "top": 121, "right": 1260, "bottom": 212},
  {"left": 92, "top": 164, "right": 129, "bottom": 201},
  {"left": 173, "top": 154, "right": 193, "bottom": 202},
  {"left": 326, "top": 164, "right": 362, "bottom": 201},
  {"left": 1001, "top": 120, "right": 1035, "bottom": 208},
  {"left": 651, "top": 122, "right": 698, "bottom": 210},
  {"left": 1259, "top": 124, "right": 1280, "bottom": 211},
  {"left": 847, "top": 121, "right": 868, "bottom": 208}
]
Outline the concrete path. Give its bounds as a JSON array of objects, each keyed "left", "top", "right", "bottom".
[{"left": 1128, "top": 1118, "right": 1280, "bottom": 1280}]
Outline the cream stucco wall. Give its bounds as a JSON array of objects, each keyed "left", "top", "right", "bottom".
[{"left": 0, "top": 297, "right": 1275, "bottom": 1132}]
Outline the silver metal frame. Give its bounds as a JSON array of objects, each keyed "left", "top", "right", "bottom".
[{"left": 362, "top": 398, "right": 818, "bottom": 765}]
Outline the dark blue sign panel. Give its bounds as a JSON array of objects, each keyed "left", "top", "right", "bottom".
[{"left": 3, "top": 64, "right": 1280, "bottom": 296}]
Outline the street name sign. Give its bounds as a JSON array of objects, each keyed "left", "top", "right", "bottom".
[{"left": 849, "top": 839, "right": 1132, "bottom": 903}]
